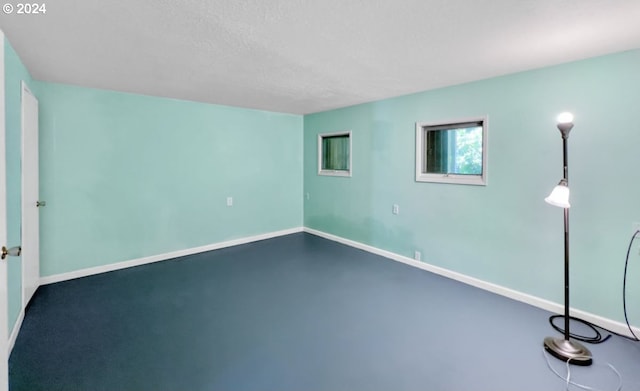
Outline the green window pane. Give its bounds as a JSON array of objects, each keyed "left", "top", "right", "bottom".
[
  {"left": 322, "top": 135, "right": 349, "bottom": 171},
  {"left": 424, "top": 125, "right": 482, "bottom": 175}
]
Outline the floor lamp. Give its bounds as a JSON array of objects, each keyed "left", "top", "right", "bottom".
[{"left": 542, "top": 112, "right": 593, "bottom": 366}]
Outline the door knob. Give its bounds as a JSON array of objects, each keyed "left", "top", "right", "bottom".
[{"left": 1, "top": 246, "right": 21, "bottom": 260}]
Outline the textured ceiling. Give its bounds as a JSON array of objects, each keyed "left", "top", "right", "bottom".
[{"left": 1, "top": 0, "right": 639, "bottom": 114}]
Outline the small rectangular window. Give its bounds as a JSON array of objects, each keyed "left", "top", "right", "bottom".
[
  {"left": 318, "top": 131, "right": 352, "bottom": 177},
  {"left": 415, "top": 117, "right": 487, "bottom": 185}
]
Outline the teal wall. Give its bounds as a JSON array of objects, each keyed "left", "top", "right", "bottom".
[
  {"left": 4, "top": 38, "right": 32, "bottom": 332},
  {"left": 304, "top": 50, "right": 640, "bottom": 323},
  {"left": 33, "top": 82, "right": 303, "bottom": 277},
  {"left": 4, "top": 33, "right": 639, "bottom": 331}
]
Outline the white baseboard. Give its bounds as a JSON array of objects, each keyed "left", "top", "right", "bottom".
[
  {"left": 35, "top": 225, "right": 639, "bottom": 339},
  {"left": 303, "top": 227, "right": 640, "bottom": 339},
  {"left": 40, "top": 227, "right": 304, "bottom": 286},
  {"left": 9, "top": 308, "right": 25, "bottom": 355}
]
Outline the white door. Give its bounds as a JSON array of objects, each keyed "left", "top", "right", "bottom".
[
  {"left": 21, "top": 82, "right": 39, "bottom": 308},
  {"left": 0, "top": 31, "right": 11, "bottom": 391}
]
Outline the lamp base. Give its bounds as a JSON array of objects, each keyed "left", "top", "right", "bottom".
[{"left": 543, "top": 337, "right": 592, "bottom": 366}]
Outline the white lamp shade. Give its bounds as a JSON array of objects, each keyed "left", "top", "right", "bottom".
[
  {"left": 557, "top": 112, "right": 574, "bottom": 124},
  {"left": 545, "top": 184, "right": 570, "bottom": 208}
]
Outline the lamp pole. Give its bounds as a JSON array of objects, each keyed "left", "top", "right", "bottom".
[
  {"left": 560, "top": 123, "right": 571, "bottom": 344},
  {"left": 543, "top": 113, "right": 592, "bottom": 366}
]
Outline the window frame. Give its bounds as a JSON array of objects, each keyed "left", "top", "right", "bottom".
[
  {"left": 318, "top": 130, "right": 352, "bottom": 177},
  {"left": 415, "top": 116, "right": 488, "bottom": 186}
]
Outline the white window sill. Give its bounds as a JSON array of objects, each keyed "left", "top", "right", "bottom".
[
  {"left": 319, "top": 169, "right": 352, "bottom": 177},
  {"left": 416, "top": 173, "right": 486, "bottom": 186}
]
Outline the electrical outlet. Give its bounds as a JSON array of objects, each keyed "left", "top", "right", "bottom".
[
  {"left": 226, "top": 197, "right": 233, "bottom": 207},
  {"left": 414, "top": 251, "right": 421, "bottom": 261},
  {"left": 392, "top": 204, "right": 399, "bottom": 215},
  {"left": 306, "top": 192, "right": 310, "bottom": 200}
]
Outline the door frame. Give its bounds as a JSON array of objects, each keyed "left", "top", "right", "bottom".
[
  {"left": 0, "top": 30, "right": 11, "bottom": 391},
  {"left": 20, "top": 81, "right": 39, "bottom": 311}
]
